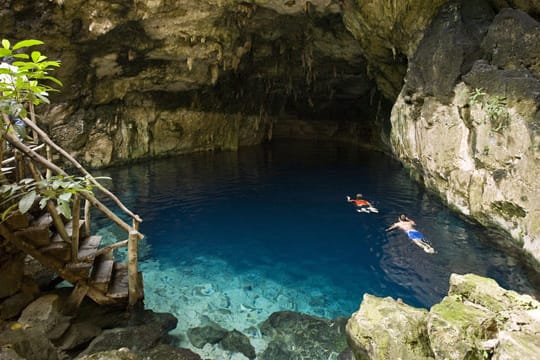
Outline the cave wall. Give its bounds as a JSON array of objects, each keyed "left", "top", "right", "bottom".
[
  {"left": 390, "top": 1, "right": 540, "bottom": 267},
  {"left": 0, "top": 0, "right": 389, "bottom": 167},
  {"left": 1, "top": 0, "right": 540, "bottom": 266}
]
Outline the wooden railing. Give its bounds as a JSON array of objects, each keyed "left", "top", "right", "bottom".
[{"left": 1, "top": 114, "right": 143, "bottom": 307}]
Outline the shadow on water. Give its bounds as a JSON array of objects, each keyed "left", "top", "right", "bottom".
[{"left": 93, "top": 140, "right": 539, "bottom": 320}]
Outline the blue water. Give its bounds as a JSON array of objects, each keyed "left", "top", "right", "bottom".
[{"left": 93, "top": 140, "right": 536, "bottom": 334}]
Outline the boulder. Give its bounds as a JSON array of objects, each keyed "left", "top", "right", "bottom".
[
  {"left": 346, "top": 294, "right": 433, "bottom": 360},
  {"left": 0, "top": 291, "right": 36, "bottom": 321},
  {"left": 77, "top": 348, "right": 138, "bottom": 360},
  {"left": 345, "top": 274, "right": 540, "bottom": 360},
  {"left": 18, "top": 294, "right": 72, "bottom": 341},
  {"left": 78, "top": 313, "right": 177, "bottom": 356},
  {"left": 0, "top": 347, "right": 26, "bottom": 360},
  {"left": 0, "top": 326, "right": 60, "bottom": 360},
  {"left": 259, "top": 311, "right": 348, "bottom": 360},
  {"left": 139, "top": 344, "right": 202, "bottom": 360},
  {"left": 0, "top": 255, "right": 25, "bottom": 298},
  {"left": 187, "top": 322, "right": 228, "bottom": 348},
  {"left": 219, "top": 329, "right": 256, "bottom": 360}
]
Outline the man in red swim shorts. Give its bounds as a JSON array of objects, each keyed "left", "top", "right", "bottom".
[{"left": 346, "top": 194, "right": 378, "bottom": 213}]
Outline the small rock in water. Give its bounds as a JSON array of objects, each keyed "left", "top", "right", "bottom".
[{"left": 193, "top": 283, "right": 214, "bottom": 296}]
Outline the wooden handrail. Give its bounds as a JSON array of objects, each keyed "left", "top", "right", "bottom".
[
  {"left": 4, "top": 130, "right": 142, "bottom": 239},
  {"left": 3, "top": 114, "right": 144, "bottom": 307},
  {"left": 20, "top": 117, "right": 142, "bottom": 224},
  {"left": 79, "top": 239, "right": 128, "bottom": 262}
]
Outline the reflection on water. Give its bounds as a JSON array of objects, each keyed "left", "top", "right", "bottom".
[{"left": 93, "top": 140, "right": 538, "bottom": 318}]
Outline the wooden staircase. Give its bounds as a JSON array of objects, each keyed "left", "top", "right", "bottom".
[{"left": 1, "top": 116, "right": 144, "bottom": 310}]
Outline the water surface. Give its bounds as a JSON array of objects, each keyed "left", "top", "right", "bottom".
[{"left": 94, "top": 140, "right": 536, "bottom": 354}]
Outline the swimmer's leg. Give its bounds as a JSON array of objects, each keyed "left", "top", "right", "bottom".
[{"left": 412, "top": 239, "right": 435, "bottom": 254}]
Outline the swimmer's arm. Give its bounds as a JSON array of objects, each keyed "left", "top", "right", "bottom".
[{"left": 386, "top": 223, "right": 397, "bottom": 232}]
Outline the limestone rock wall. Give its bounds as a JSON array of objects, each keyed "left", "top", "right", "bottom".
[{"left": 390, "top": 2, "right": 540, "bottom": 265}]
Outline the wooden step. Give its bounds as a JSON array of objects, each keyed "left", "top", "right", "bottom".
[
  {"left": 77, "top": 235, "right": 101, "bottom": 261},
  {"left": 40, "top": 240, "right": 71, "bottom": 262},
  {"left": 13, "top": 213, "right": 53, "bottom": 247},
  {"left": 91, "top": 257, "right": 114, "bottom": 293},
  {"left": 51, "top": 219, "right": 86, "bottom": 243},
  {"left": 62, "top": 236, "right": 101, "bottom": 278},
  {"left": 65, "top": 262, "right": 93, "bottom": 278},
  {"left": 5, "top": 212, "right": 30, "bottom": 230},
  {"left": 106, "top": 263, "right": 129, "bottom": 299}
]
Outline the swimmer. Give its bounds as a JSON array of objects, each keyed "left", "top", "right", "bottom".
[
  {"left": 386, "top": 214, "right": 435, "bottom": 253},
  {"left": 346, "top": 194, "right": 378, "bottom": 213}
]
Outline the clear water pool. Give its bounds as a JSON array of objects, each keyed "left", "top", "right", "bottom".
[{"left": 93, "top": 140, "right": 537, "bottom": 357}]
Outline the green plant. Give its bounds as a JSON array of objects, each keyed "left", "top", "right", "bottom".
[
  {"left": 0, "top": 39, "right": 62, "bottom": 116},
  {"left": 0, "top": 40, "right": 103, "bottom": 224},
  {"left": 0, "top": 175, "right": 110, "bottom": 221},
  {"left": 468, "top": 88, "right": 510, "bottom": 133}
]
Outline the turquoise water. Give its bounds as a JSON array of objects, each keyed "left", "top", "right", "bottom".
[{"left": 94, "top": 140, "right": 536, "bottom": 356}]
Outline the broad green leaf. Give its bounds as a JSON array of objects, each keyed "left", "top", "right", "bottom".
[
  {"left": 2, "top": 39, "right": 10, "bottom": 49},
  {"left": 30, "top": 51, "right": 47, "bottom": 63},
  {"left": 39, "top": 197, "right": 48, "bottom": 209},
  {"left": 13, "top": 54, "right": 30, "bottom": 60},
  {"left": 58, "top": 200, "right": 71, "bottom": 219},
  {"left": 0, "top": 48, "right": 11, "bottom": 57},
  {"left": 18, "top": 190, "right": 36, "bottom": 214},
  {"left": 42, "top": 76, "right": 63, "bottom": 86},
  {"left": 12, "top": 39, "right": 44, "bottom": 50},
  {"left": 58, "top": 192, "right": 72, "bottom": 202}
]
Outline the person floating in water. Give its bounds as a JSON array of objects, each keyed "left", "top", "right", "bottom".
[
  {"left": 386, "top": 214, "right": 435, "bottom": 253},
  {"left": 346, "top": 194, "right": 378, "bottom": 213}
]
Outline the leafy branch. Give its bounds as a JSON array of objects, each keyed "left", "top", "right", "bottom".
[{"left": 1, "top": 175, "right": 111, "bottom": 221}]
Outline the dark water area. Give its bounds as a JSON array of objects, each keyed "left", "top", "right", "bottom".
[{"left": 94, "top": 140, "right": 537, "bottom": 319}]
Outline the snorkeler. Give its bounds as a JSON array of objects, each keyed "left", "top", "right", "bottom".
[
  {"left": 346, "top": 194, "right": 378, "bottom": 213},
  {"left": 386, "top": 214, "right": 435, "bottom": 253}
]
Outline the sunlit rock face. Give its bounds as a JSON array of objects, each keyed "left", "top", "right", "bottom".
[
  {"left": 390, "top": 2, "right": 540, "bottom": 265},
  {"left": 0, "top": 0, "right": 388, "bottom": 167}
]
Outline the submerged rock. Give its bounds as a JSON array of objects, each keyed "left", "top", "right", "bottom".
[
  {"left": 259, "top": 311, "right": 348, "bottom": 360},
  {"left": 77, "top": 348, "right": 137, "bottom": 360},
  {"left": 139, "top": 344, "right": 202, "bottom": 360},
  {"left": 220, "top": 329, "right": 256, "bottom": 360},
  {"left": 346, "top": 273, "right": 540, "bottom": 360},
  {"left": 187, "top": 322, "right": 228, "bottom": 348}
]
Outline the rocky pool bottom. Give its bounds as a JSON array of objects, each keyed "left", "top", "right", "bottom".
[{"left": 1, "top": 273, "right": 538, "bottom": 360}]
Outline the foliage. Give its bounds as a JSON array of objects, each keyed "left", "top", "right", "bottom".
[
  {"left": 1, "top": 175, "right": 110, "bottom": 221},
  {"left": 468, "top": 88, "right": 510, "bottom": 133},
  {"left": 0, "top": 39, "right": 62, "bottom": 120},
  {"left": 0, "top": 40, "right": 101, "bottom": 224}
]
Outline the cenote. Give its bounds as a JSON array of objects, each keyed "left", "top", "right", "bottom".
[{"left": 92, "top": 140, "right": 537, "bottom": 352}]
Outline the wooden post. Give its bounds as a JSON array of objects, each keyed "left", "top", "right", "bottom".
[
  {"left": 84, "top": 199, "right": 91, "bottom": 237},
  {"left": 15, "top": 151, "right": 24, "bottom": 181},
  {"left": 71, "top": 195, "right": 81, "bottom": 262},
  {"left": 127, "top": 230, "right": 139, "bottom": 308},
  {"left": 46, "top": 145, "right": 52, "bottom": 179},
  {"left": 65, "top": 280, "right": 89, "bottom": 315}
]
